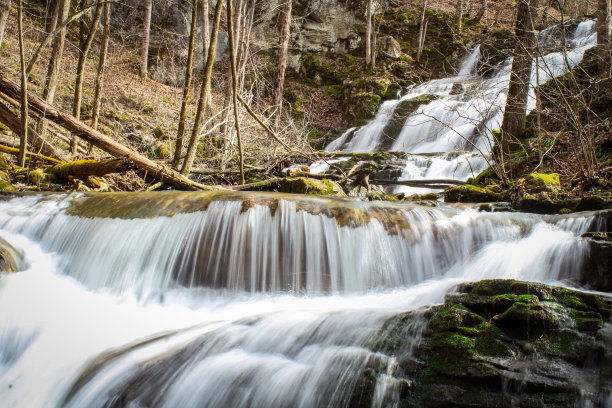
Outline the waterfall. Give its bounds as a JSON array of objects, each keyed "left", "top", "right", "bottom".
[
  {"left": 0, "top": 192, "right": 606, "bottom": 407},
  {"left": 323, "top": 21, "right": 598, "bottom": 191}
]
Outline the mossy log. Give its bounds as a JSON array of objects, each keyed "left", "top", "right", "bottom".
[
  {"left": 0, "top": 143, "right": 63, "bottom": 165},
  {"left": 48, "top": 158, "right": 133, "bottom": 180},
  {"left": 0, "top": 76, "right": 222, "bottom": 191}
]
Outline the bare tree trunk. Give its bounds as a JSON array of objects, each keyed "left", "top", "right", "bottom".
[
  {"left": 226, "top": 0, "right": 244, "bottom": 184},
  {"left": 173, "top": 0, "right": 200, "bottom": 169},
  {"left": 476, "top": 0, "right": 487, "bottom": 24},
  {"left": 181, "top": 0, "right": 224, "bottom": 176},
  {"left": 500, "top": 0, "right": 538, "bottom": 160},
  {"left": 71, "top": 1, "right": 103, "bottom": 154},
  {"left": 365, "top": 0, "right": 372, "bottom": 65},
  {"left": 597, "top": 0, "right": 611, "bottom": 77},
  {"left": 140, "top": 0, "right": 152, "bottom": 79},
  {"left": 37, "top": 0, "right": 70, "bottom": 139},
  {"left": 416, "top": 0, "right": 428, "bottom": 62},
  {"left": 272, "top": 0, "right": 291, "bottom": 119},
  {"left": 0, "top": 0, "right": 11, "bottom": 48},
  {"left": 90, "top": 1, "right": 110, "bottom": 133},
  {"left": 455, "top": 0, "right": 465, "bottom": 33},
  {"left": 371, "top": 21, "right": 377, "bottom": 71},
  {"left": 17, "top": 0, "right": 27, "bottom": 167},
  {"left": 46, "top": 0, "right": 60, "bottom": 33}
]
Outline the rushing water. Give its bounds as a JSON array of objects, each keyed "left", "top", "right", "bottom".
[
  {"left": 322, "top": 20, "right": 598, "bottom": 194},
  {"left": 0, "top": 192, "right": 607, "bottom": 407}
]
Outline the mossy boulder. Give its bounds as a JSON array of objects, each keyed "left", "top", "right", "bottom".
[
  {"left": 373, "top": 279, "right": 611, "bottom": 407},
  {"left": 522, "top": 172, "right": 560, "bottom": 193},
  {"left": 345, "top": 92, "right": 382, "bottom": 123},
  {"left": 280, "top": 177, "right": 346, "bottom": 197},
  {"left": 444, "top": 184, "right": 501, "bottom": 203},
  {"left": 0, "top": 179, "right": 15, "bottom": 192},
  {"left": 0, "top": 237, "right": 20, "bottom": 273}
]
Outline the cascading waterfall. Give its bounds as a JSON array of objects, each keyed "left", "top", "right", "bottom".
[
  {"left": 0, "top": 192, "right": 607, "bottom": 407},
  {"left": 0, "top": 19, "right": 607, "bottom": 408},
  {"left": 323, "top": 20, "right": 598, "bottom": 194}
]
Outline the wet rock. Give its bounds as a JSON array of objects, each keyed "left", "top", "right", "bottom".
[
  {"left": 578, "top": 235, "right": 612, "bottom": 291},
  {"left": 444, "top": 184, "right": 501, "bottom": 203},
  {"left": 0, "top": 238, "right": 21, "bottom": 273},
  {"left": 280, "top": 177, "right": 346, "bottom": 196},
  {"left": 373, "top": 279, "right": 612, "bottom": 407}
]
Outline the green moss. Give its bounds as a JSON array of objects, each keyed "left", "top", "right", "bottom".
[
  {"left": 434, "top": 333, "right": 475, "bottom": 351},
  {"left": 444, "top": 184, "right": 501, "bottom": 203},
  {"left": 0, "top": 179, "right": 16, "bottom": 192},
  {"left": 523, "top": 172, "right": 560, "bottom": 192},
  {"left": 279, "top": 177, "right": 344, "bottom": 196}
]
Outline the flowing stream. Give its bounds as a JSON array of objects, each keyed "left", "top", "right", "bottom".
[
  {"left": 0, "top": 19, "right": 607, "bottom": 408},
  {"left": 0, "top": 192, "right": 607, "bottom": 407}
]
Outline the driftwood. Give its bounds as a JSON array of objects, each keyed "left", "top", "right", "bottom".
[
  {"left": 0, "top": 143, "right": 63, "bottom": 165},
  {"left": 0, "top": 101, "right": 69, "bottom": 162},
  {"left": 0, "top": 75, "right": 222, "bottom": 191},
  {"left": 370, "top": 178, "right": 466, "bottom": 188},
  {"left": 48, "top": 158, "right": 132, "bottom": 180}
]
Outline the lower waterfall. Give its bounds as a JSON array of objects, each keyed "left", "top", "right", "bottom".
[{"left": 0, "top": 192, "right": 607, "bottom": 407}]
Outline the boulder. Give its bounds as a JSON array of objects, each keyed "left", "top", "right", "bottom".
[
  {"left": 280, "top": 177, "right": 346, "bottom": 196},
  {"left": 377, "top": 35, "right": 402, "bottom": 60},
  {"left": 444, "top": 184, "right": 501, "bottom": 203}
]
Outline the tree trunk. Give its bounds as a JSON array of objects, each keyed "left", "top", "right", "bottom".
[
  {"left": 17, "top": 0, "right": 27, "bottom": 167},
  {"left": 41, "top": 0, "right": 70, "bottom": 107},
  {"left": 0, "top": 102, "right": 70, "bottom": 162},
  {"left": 181, "top": 0, "right": 224, "bottom": 176},
  {"left": 0, "top": 76, "right": 218, "bottom": 191},
  {"left": 71, "top": 2, "right": 103, "bottom": 154},
  {"left": 500, "top": 0, "right": 538, "bottom": 159},
  {"left": 365, "top": 0, "right": 372, "bottom": 65},
  {"left": 48, "top": 158, "right": 133, "bottom": 180},
  {"left": 226, "top": 0, "right": 244, "bottom": 184},
  {"left": 597, "top": 0, "right": 611, "bottom": 77},
  {"left": 46, "top": 0, "right": 60, "bottom": 33},
  {"left": 0, "top": 0, "right": 11, "bottom": 48},
  {"left": 140, "top": 0, "right": 152, "bottom": 79},
  {"left": 476, "top": 0, "right": 487, "bottom": 24},
  {"left": 455, "top": 0, "right": 465, "bottom": 33},
  {"left": 272, "top": 0, "right": 291, "bottom": 118},
  {"left": 172, "top": 0, "right": 199, "bottom": 169},
  {"left": 416, "top": 0, "right": 428, "bottom": 62},
  {"left": 90, "top": 1, "right": 110, "bottom": 133}
]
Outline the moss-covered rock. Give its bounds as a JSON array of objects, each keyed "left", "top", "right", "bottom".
[
  {"left": 372, "top": 279, "right": 611, "bottom": 407},
  {"left": 0, "top": 179, "right": 15, "bottom": 192},
  {"left": 345, "top": 92, "right": 382, "bottom": 123},
  {"left": 522, "top": 172, "right": 560, "bottom": 193},
  {"left": 444, "top": 184, "right": 501, "bottom": 203},
  {"left": 280, "top": 177, "right": 346, "bottom": 196}
]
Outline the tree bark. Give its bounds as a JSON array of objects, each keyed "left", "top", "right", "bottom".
[
  {"left": 500, "top": 0, "right": 538, "bottom": 158},
  {"left": 272, "top": 0, "right": 291, "bottom": 118},
  {"left": 48, "top": 158, "right": 133, "bottom": 180},
  {"left": 0, "top": 101, "right": 70, "bottom": 162},
  {"left": 365, "top": 0, "right": 372, "bottom": 65},
  {"left": 455, "top": 0, "right": 465, "bottom": 33},
  {"left": 226, "top": 0, "right": 244, "bottom": 184},
  {"left": 41, "top": 0, "right": 70, "bottom": 107},
  {"left": 173, "top": 0, "right": 200, "bottom": 169},
  {"left": 0, "top": 0, "right": 11, "bottom": 48},
  {"left": 597, "top": 0, "right": 611, "bottom": 77},
  {"left": 476, "top": 0, "right": 487, "bottom": 24},
  {"left": 0, "top": 76, "right": 218, "bottom": 191},
  {"left": 71, "top": 1, "right": 103, "bottom": 154},
  {"left": 140, "top": 0, "right": 152, "bottom": 79},
  {"left": 46, "top": 0, "right": 60, "bottom": 34},
  {"left": 90, "top": 1, "right": 110, "bottom": 133},
  {"left": 416, "top": 0, "right": 428, "bottom": 62},
  {"left": 17, "top": 0, "right": 27, "bottom": 167},
  {"left": 181, "top": 0, "right": 224, "bottom": 176}
]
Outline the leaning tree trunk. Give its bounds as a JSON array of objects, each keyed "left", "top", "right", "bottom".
[
  {"left": 455, "top": 0, "right": 465, "bottom": 33},
  {"left": 500, "top": 0, "right": 538, "bottom": 160},
  {"left": 71, "top": 1, "right": 103, "bottom": 154},
  {"left": 181, "top": 0, "right": 224, "bottom": 176},
  {"left": 365, "top": 0, "right": 372, "bottom": 65},
  {"left": 17, "top": 0, "right": 27, "bottom": 167},
  {"left": 272, "top": 0, "right": 292, "bottom": 119},
  {"left": 597, "top": 0, "right": 611, "bottom": 77},
  {"left": 476, "top": 0, "right": 487, "bottom": 24},
  {"left": 173, "top": 0, "right": 199, "bottom": 169},
  {"left": 0, "top": 0, "right": 11, "bottom": 48},
  {"left": 90, "top": 1, "right": 110, "bottom": 133},
  {"left": 140, "top": 0, "right": 152, "bottom": 79}
]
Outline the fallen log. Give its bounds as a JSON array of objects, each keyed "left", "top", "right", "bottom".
[
  {"left": 0, "top": 75, "right": 221, "bottom": 191},
  {"left": 0, "top": 143, "right": 64, "bottom": 165},
  {"left": 0, "top": 101, "right": 70, "bottom": 162},
  {"left": 370, "top": 178, "right": 466, "bottom": 188},
  {"left": 47, "top": 158, "right": 133, "bottom": 180}
]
